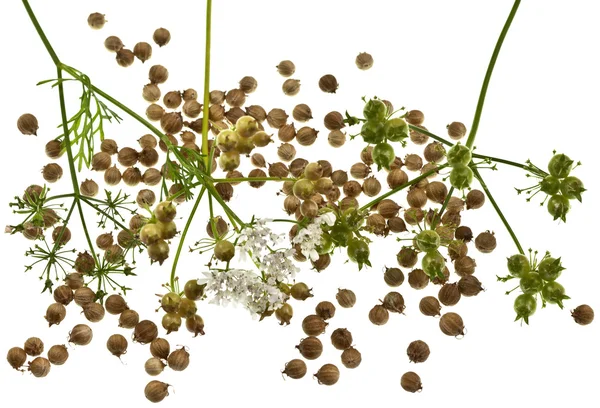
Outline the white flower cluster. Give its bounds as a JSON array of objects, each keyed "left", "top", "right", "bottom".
[
  {"left": 198, "top": 268, "right": 287, "bottom": 317},
  {"left": 237, "top": 218, "right": 284, "bottom": 261},
  {"left": 291, "top": 212, "right": 336, "bottom": 261}
]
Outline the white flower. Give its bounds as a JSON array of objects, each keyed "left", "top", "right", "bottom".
[
  {"left": 260, "top": 248, "right": 300, "bottom": 284},
  {"left": 291, "top": 214, "right": 335, "bottom": 261},
  {"left": 237, "top": 218, "right": 285, "bottom": 261}
]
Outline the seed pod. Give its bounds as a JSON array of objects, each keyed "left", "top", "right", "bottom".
[
  {"left": 572, "top": 305, "right": 594, "bottom": 325},
  {"left": 28, "top": 357, "right": 51, "bottom": 378},
  {"left": 466, "top": 189, "right": 485, "bottom": 210},
  {"left": 104, "top": 243, "right": 124, "bottom": 263},
  {"left": 80, "top": 179, "right": 99, "bottom": 197},
  {"left": 385, "top": 170, "right": 407, "bottom": 190},
  {"left": 133, "top": 42, "right": 152, "bottom": 62},
  {"left": 167, "top": 347, "right": 190, "bottom": 371},
  {"left": 454, "top": 256, "right": 477, "bottom": 277},
  {"left": 296, "top": 336, "right": 323, "bottom": 360},
  {"left": 457, "top": 275, "right": 484, "bottom": 297},
  {"left": 331, "top": 328, "right": 353, "bottom": 350},
  {"left": 330, "top": 170, "right": 347, "bottom": 187},
  {"left": 51, "top": 226, "right": 71, "bottom": 246},
  {"left": 69, "top": 324, "right": 93, "bottom": 345},
  {"left": 403, "top": 155, "right": 422, "bottom": 173},
  {"left": 268, "top": 162, "right": 289, "bottom": 179},
  {"left": 24, "top": 337, "right": 44, "bottom": 356},
  {"left": 87, "top": 12, "right": 105, "bottom": 29},
  {"left": 406, "top": 188, "right": 428, "bottom": 208},
  {"left": 302, "top": 315, "right": 328, "bottom": 336},
  {"left": 91, "top": 152, "right": 111, "bottom": 171},
  {"left": 104, "top": 36, "right": 123, "bottom": 52},
  {"left": 314, "top": 364, "right": 340, "bottom": 386},
  {"left": 186, "top": 314, "right": 205, "bottom": 337},
  {"left": 315, "top": 301, "right": 336, "bottom": 320},
  {"left": 401, "top": 371, "right": 423, "bottom": 393},
  {"left": 122, "top": 167, "right": 141, "bottom": 186},
  {"left": 133, "top": 320, "right": 158, "bottom": 344},
  {"left": 83, "top": 302, "right": 105, "bottom": 323},
  {"left": 106, "top": 334, "right": 128, "bottom": 357},
  {"left": 150, "top": 338, "right": 171, "bottom": 360},
  {"left": 282, "top": 359, "right": 306, "bottom": 379},
  {"left": 282, "top": 79, "right": 301, "bottom": 96},
  {"left": 438, "top": 283, "right": 461, "bottom": 306},
  {"left": 350, "top": 163, "right": 370, "bottom": 180},
  {"left": 45, "top": 303, "right": 66, "bottom": 326},
  {"left": 290, "top": 104, "right": 312, "bottom": 122},
  {"left": 336, "top": 288, "right": 356, "bottom": 308},
  {"left": 145, "top": 381, "right": 170, "bottom": 403},
  {"left": 144, "top": 357, "right": 166, "bottom": 376},
  {"left": 406, "top": 110, "right": 425, "bottom": 126},
  {"left": 7, "top": 347, "right": 27, "bottom": 370},
  {"left": 177, "top": 298, "right": 198, "bottom": 318},
  {"left": 447, "top": 121, "right": 467, "bottom": 140},
  {"left": 419, "top": 296, "right": 442, "bottom": 317},
  {"left": 180, "top": 89, "right": 197, "bottom": 102},
  {"left": 119, "top": 309, "right": 140, "bottom": 329},
  {"left": 116, "top": 48, "right": 135, "bottom": 67},
  {"left": 382, "top": 291, "right": 405, "bottom": 313},
  {"left": 475, "top": 231, "right": 496, "bottom": 253},
  {"left": 439, "top": 312, "right": 465, "bottom": 337},
  {"left": 45, "top": 344, "right": 68, "bottom": 366},
  {"left": 407, "top": 340, "right": 430, "bottom": 363},
  {"left": 408, "top": 269, "right": 429, "bottom": 290},
  {"left": 276, "top": 60, "right": 295, "bottom": 77},
  {"left": 318, "top": 74, "right": 338, "bottom": 93},
  {"left": 355, "top": 52, "right": 374, "bottom": 70},
  {"left": 369, "top": 305, "right": 390, "bottom": 325},
  {"left": 182, "top": 99, "right": 202, "bottom": 118},
  {"left": 446, "top": 241, "right": 467, "bottom": 262},
  {"left": 326, "top": 129, "right": 346, "bottom": 147},
  {"left": 147, "top": 65, "right": 169, "bottom": 85},
  {"left": 104, "top": 294, "right": 128, "bottom": 315},
  {"left": 146, "top": 104, "right": 164, "bottom": 122}
]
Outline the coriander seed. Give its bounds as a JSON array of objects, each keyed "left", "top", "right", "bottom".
[
  {"left": 153, "top": 28, "right": 171, "bottom": 47},
  {"left": 276, "top": 60, "right": 295, "bottom": 77},
  {"left": 355, "top": 52, "right": 373, "bottom": 70},
  {"left": 17, "top": 113, "right": 39, "bottom": 135},
  {"left": 282, "top": 359, "right": 306, "bottom": 379},
  {"left": 133, "top": 42, "right": 152, "bottom": 62},
  {"left": 104, "top": 36, "right": 123, "bottom": 52},
  {"left": 341, "top": 347, "right": 362, "bottom": 368},
  {"left": 87, "top": 12, "right": 106, "bottom": 29},
  {"left": 318, "top": 74, "right": 338, "bottom": 93},
  {"left": 47, "top": 345, "right": 69, "bottom": 365},
  {"left": 296, "top": 336, "right": 323, "bottom": 360}
]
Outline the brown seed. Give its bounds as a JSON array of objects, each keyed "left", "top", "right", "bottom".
[
  {"left": 383, "top": 267, "right": 405, "bottom": 287},
  {"left": 269, "top": 162, "right": 289, "bottom": 178},
  {"left": 208, "top": 90, "right": 225, "bottom": 105},
  {"left": 447, "top": 240, "right": 468, "bottom": 261},
  {"left": 87, "top": 12, "right": 105, "bottom": 29},
  {"left": 282, "top": 79, "right": 301, "bottom": 96},
  {"left": 302, "top": 315, "right": 328, "bottom": 336},
  {"left": 378, "top": 199, "right": 400, "bottom": 219},
  {"left": 148, "top": 65, "right": 169, "bottom": 85},
  {"left": 186, "top": 314, "right": 206, "bottom": 337},
  {"left": 162, "top": 91, "right": 182, "bottom": 109},
  {"left": 572, "top": 305, "right": 594, "bottom": 325},
  {"left": 401, "top": 371, "right": 423, "bottom": 393},
  {"left": 382, "top": 292, "right": 405, "bottom": 313},
  {"left": 161, "top": 112, "right": 183, "bottom": 134},
  {"left": 408, "top": 269, "right": 429, "bottom": 290},
  {"left": 331, "top": 328, "right": 353, "bottom": 350},
  {"left": 206, "top": 216, "right": 229, "bottom": 239},
  {"left": 439, "top": 312, "right": 465, "bottom": 337},
  {"left": 397, "top": 247, "right": 418, "bottom": 268},
  {"left": 122, "top": 167, "right": 142, "bottom": 186},
  {"left": 83, "top": 302, "right": 105, "bottom": 323},
  {"left": 245, "top": 105, "right": 266, "bottom": 122},
  {"left": 425, "top": 181, "right": 449, "bottom": 204},
  {"left": 182, "top": 88, "right": 198, "bottom": 101},
  {"left": 69, "top": 324, "right": 93, "bottom": 345},
  {"left": 224, "top": 88, "right": 245, "bottom": 108},
  {"left": 336, "top": 288, "right": 356, "bottom": 308},
  {"left": 419, "top": 296, "right": 442, "bottom": 317},
  {"left": 438, "top": 283, "right": 461, "bottom": 306},
  {"left": 406, "top": 110, "right": 425, "bottom": 126},
  {"left": 447, "top": 121, "right": 467, "bottom": 140},
  {"left": 362, "top": 177, "right": 381, "bottom": 197},
  {"left": 51, "top": 226, "right": 71, "bottom": 246},
  {"left": 167, "top": 347, "right": 190, "bottom": 371},
  {"left": 296, "top": 126, "right": 318, "bottom": 146},
  {"left": 407, "top": 340, "right": 430, "bottom": 363},
  {"left": 404, "top": 154, "right": 423, "bottom": 171},
  {"left": 64, "top": 272, "right": 84, "bottom": 290},
  {"left": 106, "top": 334, "right": 128, "bottom": 357},
  {"left": 276, "top": 60, "right": 295, "bottom": 77},
  {"left": 133, "top": 320, "right": 158, "bottom": 344},
  {"left": 458, "top": 275, "right": 484, "bottom": 297},
  {"left": 388, "top": 217, "right": 408, "bottom": 233},
  {"left": 51, "top": 285, "right": 73, "bottom": 306},
  {"left": 315, "top": 301, "right": 336, "bottom": 320},
  {"left": 225, "top": 107, "right": 246, "bottom": 126},
  {"left": 143, "top": 168, "right": 162, "bottom": 186},
  {"left": 74, "top": 287, "right": 95, "bottom": 306},
  {"left": 331, "top": 170, "right": 348, "bottom": 187},
  {"left": 282, "top": 359, "right": 306, "bottom": 379},
  {"left": 7, "top": 347, "right": 27, "bottom": 370},
  {"left": 455, "top": 226, "right": 473, "bottom": 242},
  {"left": 410, "top": 124, "right": 429, "bottom": 145},
  {"left": 328, "top": 130, "right": 346, "bottom": 147},
  {"left": 24, "top": 337, "right": 44, "bottom": 357},
  {"left": 45, "top": 303, "right": 67, "bottom": 327},
  {"left": 183, "top": 99, "right": 202, "bottom": 118},
  {"left": 314, "top": 364, "right": 340, "bottom": 386},
  {"left": 454, "top": 256, "right": 477, "bottom": 277},
  {"left": 350, "top": 162, "right": 370, "bottom": 179},
  {"left": 104, "top": 294, "right": 128, "bottom": 315},
  {"left": 145, "top": 381, "right": 170, "bottom": 403},
  {"left": 142, "top": 84, "right": 161, "bottom": 103},
  {"left": 116, "top": 48, "right": 135, "bottom": 67},
  {"left": 104, "top": 36, "right": 123, "bottom": 52},
  {"left": 441, "top": 210, "right": 461, "bottom": 227},
  {"left": 366, "top": 214, "right": 386, "bottom": 235},
  {"left": 91, "top": 152, "right": 111, "bottom": 171},
  {"left": 466, "top": 189, "right": 485, "bottom": 210},
  {"left": 80, "top": 179, "right": 99, "bottom": 197},
  {"left": 28, "top": 357, "right": 51, "bottom": 378},
  {"left": 475, "top": 231, "right": 496, "bottom": 253},
  {"left": 104, "top": 165, "right": 121, "bottom": 185},
  {"left": 407, "top": 188, "right": 428, "bottom": 208},
  {"left": 318, "top": 74, "right": 338, "bottom": 93},
  {"left": 45, "top": 140, "right": 62, "bottom": 158},
  {"left": 136, "top": 189, "right": 156, "bottom": 208},
  {"left": 341, "top": 347, "right": 362, "bottom": 369},
  {"left": 119, "top": 309, "right": 140, "bottom": 329},
  {"left": 355, "top": 52, "right": 374, "bottom": 70},
  {"left": 431, "top": 265, "right": 451, "bottom": 286},
  {"left": 145, "top": 357, "right": 166, "bottom": 376},
  {"left": 292, "top": 103, "right": 312, "bottom": 122},
  {"left": 369, "top": 305, "right": 390, "bottom": 325},
  {"left": 424, "top": 142, "right": 446, "bottom": 163},
  {"left": 323, "top": 111, "right": 345, "bottom": 131},
  {"left": 296, "top": 336, "right": 323, "bottom": 360},
  {"left": 153, "top": 28, "right": 171, "bottom": 47},
  {"left": 150, "top": 338, "right": 171, "bottom": 360},
  {"left": 267, "top": 108, "right": 289, "bottom": 129},
  {"left": 41, "top": 163, "right": 62, "bottom": 183},
  {"left": 387, "top": 169, "right": 409, "bottom": 189},
  {"left": 238, "top": 76, "right": 257, "bottom": 93},
  {"left": 47, "top": 344, "right": 69, "bottom": 365},
  {"left": 133, "top": 42, "right": 152, "bottom": 62}
]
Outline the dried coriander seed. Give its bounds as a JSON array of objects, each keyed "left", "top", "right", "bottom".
[
  {"left": 7, "top": 347, "right": 27, "bottom": 370},
  {"left": 133, "top": 320, "right": 158, "bottom": 344},
  {"left": 145, "top": 381, "right": 170, "bottom": 403},
  {"left": 119, "top": 309, "right": 140, "bottom": 328},
  {"left": 475, "top": 231, "right": 496, "bottom": 253},
  {"left": 24, "top": 337, "right": 44, "bottom": 357},
  {"left": 149, "top": 64, "right": 169, "bottom": 84},
  {"left": 458, "top": 275, "right": 484, "bottom": 297},
  {"left": 142, "top": 84, "right": 161, "bottom": 102},
  {"left": 133, "top": 42, "right": 152, "bottom": 62},
  {"left": 355, "top": 52, "right": 374, "bottom": 70},
  {"left": 47, "top": 344, "right": 68, "bottom": 365},
  {"left": 69, "top": 324, "right": 93, "bottom": 345},
  {"left": 572, "top": 305, "right": 594, "bottom": 325},
  {"left": 87, "top": 12, "right": 106, "bottom": 29},
  {"left": 447, "top": 121, "right": 467, "bottom": 140},
  {"left": 302, "top": 315, "right": 328, "bottom": 336},
  {"left": 17, "top": 113, "right": 39, "bottom": 135},
  {"left": 292, "top": 103, "right": 313, "bottom": 122},
  {"left": 438, "top": 283, "right": 461, "bottom": 306},
  {"left": 407, "top": 340, "right": 430, "bottom": 363},
  {"left": 439, "top": 312, "right": 465, "bottom": 337},
  {"left": 282, "top": 359, "right": 306, "bottom": 379},
  {"left": 454, "top": 256, "right": 477, "bottom": 277},
  {"left": 419, "top": 296, "right": 442, "bottom": 317},
  {"left": 314, "top": 364, "right": 340, "bottom": 386},
  {"left": 45, "top": 303, "right": 66, "bottom": 326},
  {"left": 382, "top": 291, "right": 405, "bottom": 313},
  {"left": 341, "top": 347, "right": 362, "bottom": 369},
  {"left": 267, "top": 108, "right": 289, "bottom": 129},
  {"left": 115, "top": 48, "right": 135, "bottom": 67},
  {"left": 406, "top": 110, "right": 425, "bottom": 126},
  {"left": 282, "top": 79, "right": 301, "bottom": 96},
  {"left": 153, "top": 28, "right": 171, "bottom": 47},
  {"left": 408, "top": 269, "right": 429, "bottom": 290},
  {"left": 106, "top": 334, "right": 128, "bottom": 357},
  {"left": 336, "top": 288, "right": 356, "bottom": 308},
  {"left": 42, "top": 163, "right": 63, "bottom": 183},
  {"left": 401, "top": 371, "right": 423, "bottom": 393},
  {"left": 83, "top": 302, "right": 106, "bottom": 323},
  {"left": 104, "top": 36, "right": 123, "bottom": 52},
  {"left": 29, "top": 357, "right": 51, "bottom": 378},
  {"left": 318, "top": 74, "right": 338, "bottom": 93},
  {"left": 276, "top": 60, "right": 295, "bottom": 77},
  {"left": 369, "top": 305, "right": 390, "bottom": 325},
  {"left": 466, "top": 189, "right": 485, "bottom": 209},
  {"left": 167, "top": 347, "right": 190, "bottom": 371},
  {"left": 296, "top": 336, "right": 323, "bottom": 360},
  {"left": 105, "top": 294, "right": 128, "bottom": 315},
  {"left": 163, "top": 90, "right": 182, "bottom": 108},
  {"left": 145, "top": 357, "right": 166, "bottom": 376},
  {"left": 45, "top": 140, "right": 63, "bottom": 158},
  {"left": 331, "top": 328, "right": 353, "bottom": 350},
  {"left": 315, "top": 301, "right": 336, "bottom": 320}
]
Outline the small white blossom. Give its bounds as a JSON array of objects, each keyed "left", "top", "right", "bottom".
[
  {"left": 237, "top": 218, "right": 285, "bottom": 261},
  {"left": 291, "top": 214, "right": 335, "bottom": 261},
  {"left": 260, "top": 248, "right": 300, "bottom": 285}
]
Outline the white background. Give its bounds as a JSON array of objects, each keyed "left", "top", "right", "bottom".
[{"left": 1, "top": 0, "right": 600, "bottom": 406}]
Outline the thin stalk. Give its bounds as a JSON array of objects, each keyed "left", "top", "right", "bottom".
[
  {"left": 208, "top": 194, "right": 219, "bottom": 240},
  {"left": 466, "top": 0, "right": 521, "bottom": 148},
  {"left": 472, "top": 153, "right": 538, "bottom": 172},
  {"left": 431, "top": 186, "right": 455, "bottom": 229},
  {"left": 22, "top": 1, "right": 60, "bottom": 65},
  {"left": 473, "top": 168, "right": 524, "bottom": 255},
  {"left": 170, "top": 187, "right": 206, "bottom": 290},
  {"left": 211, "top": 177, "right": 295, "bottom": 183},
  {"left": 203, "top": 179, "right": 244, "bottom": 229},
  {"left": 408, "top": 125, "right": 453, "bottom": 146},
  {"left": 201, "top": 0, "right": 213, "bottom": 170},
  {"left": 80, "top": 198, "right": 131, "bottom": 232},
  {"left": 360, "top": 164, "right": 449, "bottom": 211}
]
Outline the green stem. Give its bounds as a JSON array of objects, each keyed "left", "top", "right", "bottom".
[
  {"left": 408, "top": 125, "right": 453, "bottom": 147},
  {"left": 466, "top": 0, "right": 521, "bottom": 148},
  {"left": 211, "top": 177, "right": 294, "bottom": 183},
  {"left": 203, "top": 179, "right": 244, "bottom": 229},
  {"left": 431, "top": 186, "right": 455, "bottom": 229},
  {"left": 473, "top": 168, "right": 524, "bottom": 255},
  {"left": 170, "top": 187, "right": 207, "bottom": 290},
  {"left": 360, "top": 164, "right": 450, "bottom": 211},
  {"left": 201, "top": 0, "right": 213, "bottom": 170},
  {"left": 471, "top": 153, "right": 541, "bottom": 173},
  {"left": 45, "top": 193, "right": 76, "bottom": 203},
  {"left": 22, "top": 1, "right": 60, "bottom": 66},
  {"left": 80, "top": 198, "right": 131, "bottom": 232}
]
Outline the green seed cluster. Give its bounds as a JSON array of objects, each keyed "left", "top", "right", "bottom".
[{"left": 540, "top": 153, "right": 584, "bottom": 222}]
